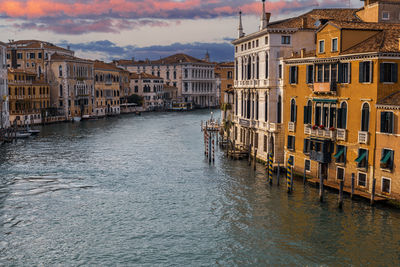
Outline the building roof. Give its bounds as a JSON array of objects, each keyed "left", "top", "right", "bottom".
[
  {"left": 164, "top": 84, "right": 178, "bottom": 90},
  {"left": 0, "top": 41, "right": 6, "bottom": 47},
  {"left": 377, "top": 91, "right": 400, "bottom": 107},
  {"left": 268, "top": 8, "right": 361, "bottom": 30},
  {"left": 94, "top": 61, "right": 124, "bottom": 72},
  {"left": 216, "top": 62, "right": 234, "bottom": 68},
  {"left": 50, "top": 53, "right": 92, "bottom": 63},
  {"left": 117, "top": 53, "right": 209, "bottom": 66},
  {"left": 7, "top": 40, "right": 72, "bottom": 53}
]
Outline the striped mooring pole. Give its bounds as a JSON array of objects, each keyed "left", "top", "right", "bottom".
[
  {"left": 287, "top": 157, "right": 293, "bottom": 193},
  {"left": 268, "top": 153, "right": 273, "bottom": 185}
]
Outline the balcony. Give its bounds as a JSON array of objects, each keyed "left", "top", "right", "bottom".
[
  {"left": 337, "top": 128, "right": 347, "bottom": 141},
  {"left": 304, "top": 124, "right": 311, "bottom": 135},
  {"left": 310, "top": 150, "right": 332, "bottom": 164},
  {"left": 310, "top": 127, "right": 336, "bottom": 141},
  {"left": 358, "top": 131, "right": 369, "bottom": 144},
  {"left": 239, "top": 118, "right": 250, "bottom": 127},
  {"left": 313, "top": 82, "right": 337, "bottom": 94},
  {"left": 288, "top": 122, "right": 296, "bottom": 132},
  {"left": 269, "top": 122, "right": 281, "bottom": 133}
]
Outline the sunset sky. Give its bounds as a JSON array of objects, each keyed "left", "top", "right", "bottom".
[{"left": 0, "top": 0, "right": 363, "bottom": 62}]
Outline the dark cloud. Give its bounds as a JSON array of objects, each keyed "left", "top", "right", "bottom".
[{"left": 58, "top": 40, "right": 234, "bottom": 62}]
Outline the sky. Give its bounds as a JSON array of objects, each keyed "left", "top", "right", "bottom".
[{"left": 0, "top": 0, "right": 364, "bottom": 62}]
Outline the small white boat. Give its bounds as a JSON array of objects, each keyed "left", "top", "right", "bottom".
[
  {"left": 5, "top": 132, "right": 32, "bottom": 139},
  {"left": 27, "top": 129, "right": 40, "bottom": 135},
  {"left": 73, "top": 117, "right": 82, "bottom": 122}
]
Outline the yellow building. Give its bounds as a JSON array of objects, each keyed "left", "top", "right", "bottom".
[
  {"left": 94, "top": 61, "right": 122, "bottom": 117},
  {"left": 375, "top": 92, "right": 400, "bottom": 200},
  {"left": 8, "top": 69, "right": 50, "bottom": 125},
  {"left": 215, "top": 62, "right": 234, "bottom": 106},
  {"left": 284, "top": 20, "right": 400, "bottom": 195},
  {"left": 48, "top": 53, "right": 94, "bottom": 120},
  {"left": 7, "top": 40, "right": 74, "bottom": 76}
]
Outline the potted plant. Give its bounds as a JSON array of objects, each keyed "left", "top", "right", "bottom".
[
  {"left": 312, "top": 125, "right": 318, "bottom": 130},
  {"left": 319, "top": 125, "right": 325, "bottom": 130},
  {"left": 329, "top": 126, "right": 335, "bottom": 131}
]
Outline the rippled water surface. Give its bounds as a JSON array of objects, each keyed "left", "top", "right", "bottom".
[{"left": 1, "top": 110, "right": 400, "bottom": 266}]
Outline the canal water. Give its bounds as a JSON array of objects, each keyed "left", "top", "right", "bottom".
[{"left": 0, "top": 110, "right": 399, "bottom": 266}]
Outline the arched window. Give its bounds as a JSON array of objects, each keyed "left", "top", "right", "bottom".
[
  {"left": 277, "top": 95, "right": 282, "bottom": 123},
  {"left": 173, "top": 71, "right": 177, "bottom": 80},
  {"left": 184, "top": 69, "right": 188, "bottom": 78},
  {"left": 59, "top": 65, "right": 63, "bottom": 77},
  {"left": 235, "top": 93, "right": 238, "bottom": 115},
  {"left": 59, "top": 84, "right": 63, "bottom": 97},
  {"left": 290, "top": 99, "right": 297, "bottom": 122},
  {"left": 265, "top": 93, "right": 268, "bottom": 122},
  {"left": 338, "top": 102, "right": 347, "bottom": 129},
  {"left": 247, "top": 57, "right": 251, "bottom": 80},
  {"left": 256, "top": 56, "right": 259, "bottom": 79},
  {"left": 361, "top": 103, "right": 370, "bottom": 132},
  {"left": 265, "top": 53, "right": 269, "bottom": 79}
]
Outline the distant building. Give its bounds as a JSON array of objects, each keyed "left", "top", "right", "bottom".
[
  {"left": 115, "top": 53, "right": 218, "bottom": 108},
  {"left": 7, "top": 69, "right": 50, "bottom": 125},
  {"left": 6, "top": 40, "right": 74, "bottom": 77},
  {"left": 0, "top": 41, "right": 9, "bottom": 129},
  {"left": 163, "top": 84, "right": 179, "bottom": 109},
  {"left": 94, "top": 61, "right": 122, "bottom": 117},
  {"left": 215, "top": 62, "right": 234, "bottom": 122},
  {"left": 130, "top": 73, "right": 164, "bottom": 111},
  {"left": 47, "top": 53, "right": 94, "bottom": 121}
]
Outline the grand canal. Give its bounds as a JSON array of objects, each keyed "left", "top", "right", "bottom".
[{"left": 1, "top": 110, "right": 399, "bottom": 266}]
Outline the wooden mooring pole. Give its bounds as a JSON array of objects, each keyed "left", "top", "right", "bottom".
[
  {"left": 319, "top": 165, "right": 324, "bottom": 202},
  {"left": 351, "top": 173, "right": 355, "bottom": 200},
  {"left": 338, "top": 180, "right": 344, "bottom": 209},
  {"left": 371, "top": 178, "right": 376, "bottom": 206},
  {"left": 248, "top": 143, "right": 252, "bottom": 166},
  {"left": 253, "top": 148, "right": 257, "bottom": 170},
  {"left": 276, "top": 163, "right": 280, "bottom": 186}
]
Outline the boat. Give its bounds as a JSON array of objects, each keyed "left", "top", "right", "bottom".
[
  {"left": 73, "top": 117, "right": 81, "bottom": 122},
  {"left": 25, "top": 126, "right": 40, "bottom": 136},
  {"left": 5, "top": 132, "right": 32, "bottom": 139}
]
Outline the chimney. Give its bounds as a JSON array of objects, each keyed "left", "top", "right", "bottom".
[
  {"left": 260, "top": 0, "right": 268, "bottom": 30},
  {"left": 266, "top": 13, "right": 271, "bottom": 24},
  {"left": 302, "top": 17, "right": 307, "bottom": 28},
  {"left": 300, "top": 48, "right": 306, "bottom": 58}
]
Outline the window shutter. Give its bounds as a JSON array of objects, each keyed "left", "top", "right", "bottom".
[
  {"left": 348, "top": 63, "right": 351, "bottom": 83},
  {"left": 381, "top": 112, "right": 386, "bottom": 132},
  {"left": 295, "top": 66, "right": 298, "bottom": 84},
  {"left": 289, "top": 67, "right": 293, "bottom": 84},
  {"left": 393, "top": 63, "right": 398, "bottom": 83},
  {"left": 389, "top": 112, "right": 394, "bottom": 133},
  {"left": 338, "top": 63, "right": 343, "bottom": 83},
  {"left": 337, "top": 108, "right": 343, "bottom": 129},
  {"left": 359, "top": 62, "right": 364, "bottom": 83},
  {"left": 380, "top": 63, "right": 385, "bottom": 83},
  {"left": 295, "top": 105, "right": 298, "bottom": 122},
  {"left": 370, "top": 61, "right": 374, "bottom": 83},
  {"left": 306, "top": 66, "right": 310, "bottom": 83},
  {"left": 304, "top": 106, "right": 308, "bottom": 124},
  {"left": 303, "top": 139, "right": 307, "bottom": 153}
]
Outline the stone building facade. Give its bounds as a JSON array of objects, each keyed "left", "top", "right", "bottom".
[{"left": 0, "top": 41, "right": 9, "bottom": 129}]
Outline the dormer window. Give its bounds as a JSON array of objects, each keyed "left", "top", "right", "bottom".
[
  {"left": 319, "top": 40, "right": 325, "bottom": 53},
  {"left": 332, "top": 38, "right": 338, "bottom": 52},
  {"left": 382, "top": 11, "right": 390, "bottom": 20}
]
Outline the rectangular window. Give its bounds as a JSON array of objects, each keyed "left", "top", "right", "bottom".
[
  {"left": 380, "top": 63, "right": 398, "bottom": 83},
  {"left": 380, "top": 149, "right": 394, "bottom": 170},
  {"left": 382, "top": 177, "right": 391, "bottom": 194},
  {"left": 38, "top": 52, "right": 42, "bottom": 59},
  {"left": 358, "top": 172, "right": 367, "bottom": 187},
  {"left": 303, "top": 138, "right": 310, "bottom": 154},
  {"left": 380, "top": 111, "right": 394, "bottom": 133},
  {"left": 30, "top": 52, "right": 35, "bottom": 59},
  {"left": 319, "top": 40, "right": 325, "bottom": 53},
  {"left": 382, "top": 11, "right": 390, "bottom": 20},
  {"left": 339, "top": 62, "right": 350, "bottom": 83},
  {"left": 303, "top": 105, "right": 312, "bottom": 124},
  {"left": 278, "top": 64, "right": 282, "bottom": 79},
  {"left": 334, "top": 145, "right": 346, "bottom": 164},
  {"left": 332, "top": 38, "right": 338, "bottom": 52},
  {"left": 289, "top": 155, "right": 295, "bottom": 166},
  {"left": 289, "top": 66, "right": 298, "bottom": 84},
  {"left": 337, "top": 167, "right": 345, "bottom": 180},
  {"left": 287, "top": 135, "right": 295, "bottom": 151},
  {"left": 17, "top": 53, "right": 23, "bottom": 59},
  {"left": 265, "top": 37, "right": 268, "bottom": 45},
  {"left": 356, "top": 148, "right": 368, "bottom": 169},
  {"left": 316, "top": 64, "right": 323, "bottom": 82},
  {"left": 305, "top": 159, "right": 311, "bottom": 172},
  {"left": 306, "top": 65, "right": 314, "bottom": 84},
  {"left": 281, "top": 36, "right": 291, "bottom": 45},
  {"left": 359, "top": 61, "right": 373, "bottom": 83}
]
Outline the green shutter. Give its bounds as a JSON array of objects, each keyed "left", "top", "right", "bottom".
[
  {"left": 381, "top": 150, "right": 392, "bottom": 164},
  {"left": 334, "top": 147, "right": 345, "bottom": 158},
  {"left": 355, "top": 151, "right": 367, "bottom": 163}
]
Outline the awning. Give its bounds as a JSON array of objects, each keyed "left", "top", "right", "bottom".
[
  {"left": 334, "top": 147, "right": 345, "bottom": 159},
  {"left": 381, "top": 151, "right": 392, "bottom": 164},
  {"left": 312, "top": 98, "right": 337, "bottom": 103},
  {"left": 355, "top": 151, "right": 367, "bottom": 163}
]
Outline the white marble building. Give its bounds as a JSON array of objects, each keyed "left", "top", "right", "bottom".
[{"left": 231, "top": 0, "right": 358, "bottom": 164}]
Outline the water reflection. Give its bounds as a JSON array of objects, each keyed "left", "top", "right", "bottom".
[{"left": 0, "top": 110, "right": 399, "bottom": 266}]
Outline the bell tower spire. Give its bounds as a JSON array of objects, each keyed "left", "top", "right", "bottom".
[
  {"left": 238, "top": 11, "right": 244, "bottom": 38},
  {"left": 260, "top": 0, "right": 268, "bottom": 30}
]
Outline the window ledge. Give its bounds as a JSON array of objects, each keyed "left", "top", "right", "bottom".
[
  {"left": 380, "top": 168, "right": 393, "bottom": 173},
  {"left": 357, "top": 167, "right": 368, "bottom": 172},
  {"left": 335, "top": 162, "right": 346, "bottom": 167}
]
